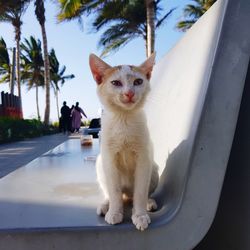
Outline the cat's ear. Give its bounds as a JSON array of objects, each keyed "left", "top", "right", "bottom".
[
  {"left": 139, "top": 52, "right": 156, "bottom": 80},
  {"left": 89, "top": 54, "right": 111, "bottom": 84}
]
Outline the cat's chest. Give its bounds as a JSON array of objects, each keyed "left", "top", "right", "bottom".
[
  {"left": 104, "top": 119, "right": 145, "bottom": 151},
  {"left": 110, "top": 124, "right": 138, "bottom": 148}
]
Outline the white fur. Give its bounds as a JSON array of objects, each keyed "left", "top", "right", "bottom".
[{"left": 89, "top": 53, "right": 159, "bottom": 231}]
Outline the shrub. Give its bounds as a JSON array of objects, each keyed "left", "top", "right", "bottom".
[
  {"left": 52, "top": 121, "right": 59, "bottom": 128},
  {"left": 82, "top": 120, "right": 91, "bottom": 127},
  {"left": 0, "top": 117, "right": 58, "bottom": 144}
]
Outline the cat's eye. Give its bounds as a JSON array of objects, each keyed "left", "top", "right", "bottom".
[
  {"left": 133, "top": 78, "right": 143, "bottom": 86},
  {"left": 111, "top": 80, "right": 123, "bottom": 87}
]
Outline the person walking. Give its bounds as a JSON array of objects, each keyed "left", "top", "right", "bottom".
[
  {"left": 60, "top": 101, "right": 71, "bottom": 134},
  {"left": 71, "top": 102, "right": 87, "bottom": 133},
  {"left": 69, "top": 105, "right": 75, "bottom": 132}
]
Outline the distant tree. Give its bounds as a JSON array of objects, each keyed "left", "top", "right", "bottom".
[
  {"left": 177, "top": 0, "right": 217, "bottom": 32},
  {"left": 0, "top": 37, "right": 12, "bottom": 89},
  {"left": 57, "top": 0, "right": 175, "bottom": 57},
  {"left": 49, "top": 48, "right": 75, "bottom": 120},
  {"left": 0, "top": 0, "right": 29, "bottom": 103},
  {"left": 21, "top": 36, "right": 44, "bottom": 120}
]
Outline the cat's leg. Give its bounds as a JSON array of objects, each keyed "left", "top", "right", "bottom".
[
  {"left": 102, "top": 153, "right": 124, "bottom": 225},
  {"left": 132, "top": 154, "right": 152, "bottom": 231},
  {"left": 149, "top": 162, "right": 159, "bottom": 194},
  {"left": 96, "top": 155, "right": 110, "bottom": 216},
  {"left": 147, "top": 162, "right": 159, "bottom": 212}
]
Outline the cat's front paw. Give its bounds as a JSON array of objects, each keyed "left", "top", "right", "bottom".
[
  {"left": 105, "top": 211, "right": 123, "bottom": 225},
  {"left": 132, "top": 213, "right": 151, "bottom": 231}
]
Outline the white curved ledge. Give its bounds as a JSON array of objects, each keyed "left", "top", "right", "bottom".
[{"left": 1, "top": 0, "right": 250, "bottom": 249}]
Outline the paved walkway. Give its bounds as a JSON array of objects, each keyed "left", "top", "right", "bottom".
[{"left": 0, "top": 133, "right": 69, "bottom": 178}]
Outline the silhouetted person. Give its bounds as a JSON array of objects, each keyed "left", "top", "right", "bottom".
[
  {"left": 60, "top": 101, "right": 71, "bottom": 134},
  {"left": 69, "top": 105, "right": 75, "bottom": 132},
  {"left": 71, "top": 102, "right": 87, "bottom": 132}
]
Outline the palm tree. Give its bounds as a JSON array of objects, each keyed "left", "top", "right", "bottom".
[
  {"left": 49, "top": 48, "right": 75, "bottom": 120},
  {"left": 0, "top": 37, "right": 12, "bottom": 90},
  {"left": 21, "top": 36, "right": 44, "bottom": 120},
  {"left": 57, "top": 0, "right": 175, "bottom": 57},
  {"left": 34, "top": 0, "right": 50, "bottom": 125},
  {"left": 0, "top": 0, "right": 29, "bottom": 103},
  {"left": 177, "top": 0, "right": 217, "bottom": 32}
]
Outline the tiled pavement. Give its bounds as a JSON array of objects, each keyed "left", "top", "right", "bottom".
[{"left": 0, "top": 133, "right": 68, "bottom": 178}]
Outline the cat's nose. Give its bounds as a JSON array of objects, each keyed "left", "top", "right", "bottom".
[{"left": 124, "top": 90, "right": 135, "bottom": 100}]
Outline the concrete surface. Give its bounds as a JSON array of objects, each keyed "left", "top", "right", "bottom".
[
  {"left": 0, "top": 139, "right": 102, "bottom": 230},
  {"left": 194, "top": 56, "right": 250, "bottom": 250},
  {"left": 0, "top": 133, "right": 68, "bottom": 178}
]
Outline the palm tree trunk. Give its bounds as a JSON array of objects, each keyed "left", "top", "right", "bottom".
[
  {"left": 34, "top": 0, "right": 50, "bottom": 124},
  {"left": 15, "top": 25, "right": 22, "bottom": 110},
  {"left": 55, "top": 88, "right": 60, "bottom": 121},
  {"left": 41, "top": 23, "right": 50, "bottom": 125},
  {"left": 16, "top": 35, "right": 21, "bottom": 98},
  {"left": 10, "top": 47, "right": 16, "bottom": 94},
  {"left": 145, "top": 36, "right": 148, "bottom": 57},
  {"left": 36, "top": 84, "right": 40, "bottom": 120},
  {"left": 145, "top": 0, "right": 155, "bottom": 57}
]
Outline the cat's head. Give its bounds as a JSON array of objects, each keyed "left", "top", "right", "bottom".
[{"left": 89, "top": 53, "right": 155, "bottom": 112}]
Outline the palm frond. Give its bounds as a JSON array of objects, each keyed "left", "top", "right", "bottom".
[
  {"left": 59, "top": 65, "right": 66, "bottom": 76},
  {"left": 156, "top": 7, "right": 176, "bottom": 28},
  {"left": 48, "top": 47, "right": 75, "bottom": 91},
  {"left": 100, "top": 37, "right": 131, "bottom": 58},
  {"left": 184, "top": 4, "right": 204, "bottom": 18},
  {"left": 98, "top": 23, "right": 139, "bottom": 57},
  {"left": 176, "top": 20, "right": 196, "bottom": 32},
  {"left": 177, "top": 0, "right": 217, "bottom": 32},
  {"left": 0, "top": 74, "right": 10, "bottom": 84},
  {"left": 57, "top": 0, "right": 88, "bottom": 22},
  {"left": 0, "top": 37, "right": 11, "bottom": 84},
  {"left": 20, "top": 36, "right": 44, "bottom": 89},
  {"left": 0, "top": 37, "right": 10, "bottom": 66}
]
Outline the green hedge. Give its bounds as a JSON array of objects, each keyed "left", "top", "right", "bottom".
[{"left": 0, "top": 117, "right": 58, "bottom": 144}]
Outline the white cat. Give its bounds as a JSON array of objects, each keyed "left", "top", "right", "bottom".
[{"left": 89, "top": 53, "right": 159, "bottom": 231}]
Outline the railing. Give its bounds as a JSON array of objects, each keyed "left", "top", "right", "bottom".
[{"left": 0, "top": 91, "right": 23, "bottom": 119}]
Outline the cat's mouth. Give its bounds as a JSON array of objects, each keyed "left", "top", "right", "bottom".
[
  {"left": 122, "top": 99, "right": 135, "bottom": 104},
  {"left": 120, "top": 97, "right": 138, "bottom": 107},
  {"left": 117, "top": 97, "right": 137, "bottom": 109}
]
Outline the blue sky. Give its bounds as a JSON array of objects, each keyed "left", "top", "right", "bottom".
[{"left": 0, "top": 0, "right": 187, "bottom": 122}]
